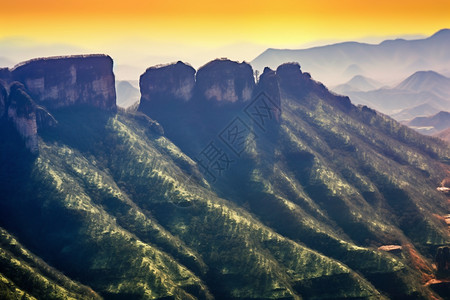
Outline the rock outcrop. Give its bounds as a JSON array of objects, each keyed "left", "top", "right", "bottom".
[
  {"left": 276, "top": 63, "right": 309, "bottom": 96},
  {"left": 7, "top": 82, "right": 38, "bottom": 154},
  {"left": 36, "top": 105, "right": 57, "bottom": 129},
  {"left": 436, "top": 246, "right": 450, "bottom": 276},
  {"left": 196, "top": 59, "right": 255, "bottom": 103},
  {"left": 0, "top": 68, "right": 11, "bottom": 82},
  {"left": 277, "top": 62, "right": 352, "bottom": 111},
  {"left": 140, "top": 61, "right": 195, "bottom": 103},
  {"left": 378, "top": 245, "right": 403, "bottom": 254},
  {"left": 11, "top": 55, "right": 116, "bottom": 111},
  {"left": 0, "top": 80, "right": 7, "bottom": 119},
  {"left": 254, "top": 67, "right": 282, "bottom": 121}
]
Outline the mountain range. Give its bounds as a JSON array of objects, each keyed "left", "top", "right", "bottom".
[
  {"left": 404, "top": 111, "right": 450, "bottom": 136},
  {"left": 336, "top": 71, "right": 450, "bottom": 121},
  {"left": 0, "top": 55, "right": 449, "bottom": 299},
  {"left": 251, "top": 29, "right": 450, "bottom": 87},
  {"left": 251, "top": 29, "right": 450, "bottom": 138}
]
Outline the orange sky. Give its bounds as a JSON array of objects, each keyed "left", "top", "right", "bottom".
[
  {"left": 1, "top": 0, "right": 449, "bottom": 46},
  {"left": 0, "top": 0, "right": 449, "bottom": 77}
]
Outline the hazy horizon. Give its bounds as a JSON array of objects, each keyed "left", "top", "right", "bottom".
[
  {"left": 1, "top": 0, "right": 449, "bottom": 80},
  {"left": 0, "top": 30, "right": 441, "bottom": 82}
]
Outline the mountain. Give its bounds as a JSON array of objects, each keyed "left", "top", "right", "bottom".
[
  {"left": 405, "top": 111, "right": 450, "bottom": 135},
  {"left": 341, "top": 87, "right": 449, "bottom": 118},
  {"left": 435, "top": 128, "right": 450, "bottom": 143},
  {"left": 0, "top": 226, "right": 101, "bottom": 299},
  {"left": 332, "top": 75, "right": 383, "bottom": 94},
  {"left": 391, "top": 103, "right": 442, "bottom": 121},
  {"left": 338, "top": 70, "right": 450, "bottom": 121},
  {"left": 395, "top": 71, "right": 450, "bottom": 99},
  {"left": 115, "top": 80, "right": 140, "bottom": 108},
  {"left": 251, "top": 29, "right": 450, "bottom": 86},
  {"left": 1, "top": 56, "right": 450, "bottom": 299}
]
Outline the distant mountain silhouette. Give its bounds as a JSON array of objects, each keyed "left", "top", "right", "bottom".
[
  {"left": 406, "top": 111, "right": 450, "bottom": 135},
  {"left": 392, "top": 103, "right": 442, "bottom": 121},
  {"left": 338, "top": 70, "right": 450, "bottom": 121},
  {"left": 115, "top": 80, "right": 140, "bottom": 108},
  {"left": 435, "top": 127, "right": 450, "bottom": 143},
  {"left": 252, "top": 29, "right": 450, "bottom": 86},
  {"left": 332, "top": 75, "right": 383, "bottom": 94},
  {"left": 395, "top": 70, "right": 450, "bottom": 98}
]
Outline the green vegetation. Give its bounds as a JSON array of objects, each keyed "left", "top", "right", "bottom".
[{"left": 0, "top": 84, "right": 449, "bottom": 299}]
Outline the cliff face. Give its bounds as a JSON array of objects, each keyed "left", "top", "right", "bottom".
[
  {"left": 196, "top": 59, "right": 255, "bottom": 103},
  {"left": 11, "top": 55, "right": 116, "bottom": 111},
  {"left": 277, "top": 62, "right": 352, "bottom": 111},
  {"left": 0, "top": 68, "right": 11, "bottom": 83},
  {"left": 7, "top": 83, "right": 38, "bottom": 154},
  {"left": 0, "top": 80, "right": 6, "bottom": 119},
  {"left": 140, "top": 61, "right": 195, "bottom": 103}
]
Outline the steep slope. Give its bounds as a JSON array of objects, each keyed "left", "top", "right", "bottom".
[
  {"left": 1, "top": 108, "right": 389, "bottom": 299},
  {"left": 1, "top": 56, "right": 450, "bottom": 299},
  {"left": 0, "top": 227, "right": 101, "bottom": 300},
  {"left": 138, "top": 60, "right": 450, "bottom": 299}
]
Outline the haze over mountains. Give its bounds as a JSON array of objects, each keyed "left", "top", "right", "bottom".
[
  {"left": 251, "top": 29, "right": 450, "bottom": 86},
  {"left": 339, "top": 71, "right": 450, "bottom": 121},
  {"left": 256, "top": 30, "right": 450, "bottom": 137},
  {"left": 1, "top": 54, "right": 450, "bottom": 299}
]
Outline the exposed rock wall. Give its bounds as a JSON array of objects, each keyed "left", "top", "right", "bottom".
[
  {"left": 0, "top": 68, "right": 11, "bottom": 82},
  {"left": 196, "top": 59, "right": 255, "bottom": 103},
  {"left": 436, "top": 246, "right": 450, "bottom": 276},
  {"left": 0, "top": 80, "right": 7, "bottom": 119},
  {"left": 7, "top": 83, "right": 38, "bottom": 154},
  {"left": 138, "top": 59, "right": 256, "bottom": 108},
  {"left": 140, "top": 61, "right": 195, "bottom": 103},
  {"left": 11, "top": 55, "right": 116, "bottom": 111},
  {"left": 277, "top": 62, "right": 352, "bottom": 111}
]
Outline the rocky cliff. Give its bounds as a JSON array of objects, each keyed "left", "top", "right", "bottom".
[
  {"left": 7, "top": 82, "right": 38, "bottom": 154},
  {"left": 0, "top": 68, "right": 11, "bottom": 82},
  {"left": 196, "top": 59, "right": 255, "bottom": 103},
  {"left": 436, "top": 246, "right": 450, "bottom": 276},
  {"left": 140, "top": 61, "right": 195, "bottom": 103},
  {"left": 277, "top": 62, "right": 352, "bottom": 111},
  {"left": 138, "top": 59, "right": 256, "bottom": 107},
  {"left": 1, "top": 55, "right": 116, "bottom": 154},
  {"left": 11, "top": 55, "right": 116, "bottom": 111},
  {"left": 0, "top": 80, "right": 6, "bottom": 119}
]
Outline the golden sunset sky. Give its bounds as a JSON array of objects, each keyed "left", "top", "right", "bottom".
[{"left": 1, "top": 0, "right": 449, "bottom": 77}]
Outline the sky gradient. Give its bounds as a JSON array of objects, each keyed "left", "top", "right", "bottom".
[
  {"left": 2, "top": 0, "right": 449, "bottom": 46},
  {"left": 1, "top": 0, "right": 449, "bottom": 79}
]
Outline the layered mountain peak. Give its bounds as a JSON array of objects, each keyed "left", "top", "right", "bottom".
[
  {"left": 10, "top": 54, "right": 116, "bottom": 111},
  {"left": 429, "top": 28, "right": 450, "bottom": 40},
  {"left": 396, "top": 70, "right": 450, "bottom": 90}
]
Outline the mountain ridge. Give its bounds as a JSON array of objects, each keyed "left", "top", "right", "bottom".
[
  {"left": 0, "top": 55, "right": 449, "bottom": 299},
  {"left": 252, "top": 29, "right": 450, "bottom": 86}
]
